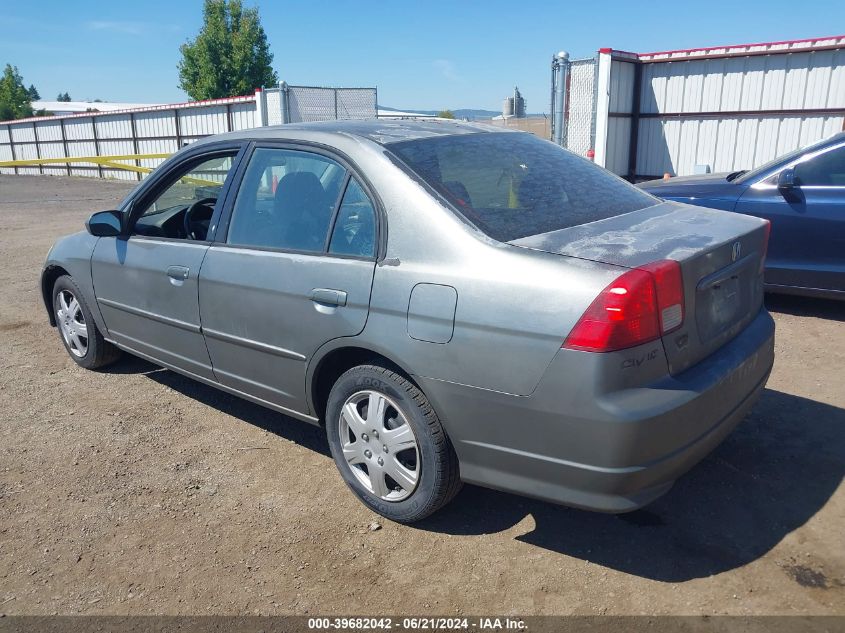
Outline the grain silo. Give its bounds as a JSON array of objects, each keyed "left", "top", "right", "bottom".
[
  {"left": 502, "top": 97, "right": 515, "bottom": 117},
  {"left": 513, "top": 86, "right": 526, "bottom": 118}
]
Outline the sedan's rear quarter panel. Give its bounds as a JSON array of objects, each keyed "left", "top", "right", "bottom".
[{"left": 340, "top": 143, "right": 625, "bottom": 397}]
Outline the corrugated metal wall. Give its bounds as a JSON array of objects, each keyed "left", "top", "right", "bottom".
[
  {"left": 599, "top": 36, "right": 845, "bottom": 178},
  {"left": 603, "top": 58, "right": 636, "bottom": 175},
  {"left": 1, "top": 87, "right": 377, "bottom": 179},
  {"left": 0, "top": 95, "right": 257, "bottom": 180}
]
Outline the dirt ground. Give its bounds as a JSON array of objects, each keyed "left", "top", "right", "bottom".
[{"left": 0, "top": 175, "right": 843, "bottom": 616}]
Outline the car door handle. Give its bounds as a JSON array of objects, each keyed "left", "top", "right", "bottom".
[
  {"left": 310, "top": 288, "right": 347, "bottom": 307},
  {"left": 167, "top": 265, "right": 190, "bottom": 281}
]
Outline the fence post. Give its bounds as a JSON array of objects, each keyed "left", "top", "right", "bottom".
[
  {"left": 279, "top": 82, "right": 290, "bottom": 124},
  {"left": 551, "top": 51, "right": 570, "bottom": 147},
  {"left": 59, "top": 119, "right": 70, "bottom": 176},
  {"left": 8, "top": 124, "right": 18, "bottom": 175},
  {"left": 593, "top": 48, "right": 613, "bottom": 167},
  {"left": 91, "top": 116, "right": 103, "bottom": 178},
  {"left": 32, "top": 122, "right": 43, "bottom": 175},
  {"left": 255, "top": 88, "right": 268, "bottom": 126},
  {"left": 129, "top": 112, "right": 141, "bottom": 181},
  {"left": 174, "top": 109, "right": 183, "bottom": 148}
]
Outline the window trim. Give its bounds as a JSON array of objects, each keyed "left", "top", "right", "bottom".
[
  {"left": 213, "top": 140, "right": 385, "bottom": 262},
  {"left": 324, "top": 172, "right": 352, "bottom": 253},
  {"left": 325, "top": 175, "right": 379, "bottom": 259},
  {"left": 120, "top": 142, "right": 248, "bottom": 243}
]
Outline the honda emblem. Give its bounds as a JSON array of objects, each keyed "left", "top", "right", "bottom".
[{"left": 731, "top": 241, "right": 742, "bottom": 262}]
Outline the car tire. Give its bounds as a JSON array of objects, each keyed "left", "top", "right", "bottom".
[
  {"left": 52, "top": 275, "right": 121, "bottom": 370},
  {"left": 326, "top": 364, "right": 462, "bottom": 523}
]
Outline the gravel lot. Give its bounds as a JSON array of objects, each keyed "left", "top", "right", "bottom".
[{"left": 0, "top": 175, "right": 843, "bottom": 616}]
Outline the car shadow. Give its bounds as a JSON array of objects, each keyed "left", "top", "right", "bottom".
[
  {"left": 110, "top": 355, "right": 330, "bottom": 457},
  {"left": 414, "top": 388, "right": 844, "bottom": 582},
  {"left": 765, "top": 293, "right": 845, "bottom": 322},
  {"left": 109, "top": 355, "right": 843, "bottom": 583}
]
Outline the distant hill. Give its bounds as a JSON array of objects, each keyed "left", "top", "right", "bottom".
[{"left": 379, "top": 105, "right": 546, "bottom": 119}]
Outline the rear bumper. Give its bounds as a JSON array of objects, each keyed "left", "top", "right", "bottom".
[{"left": 418, "top": 309, "right": 775, "bottom": 512}]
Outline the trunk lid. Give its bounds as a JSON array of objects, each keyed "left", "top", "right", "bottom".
[{"left": 509, "top": 202, "right": 769, "bottom": 374}]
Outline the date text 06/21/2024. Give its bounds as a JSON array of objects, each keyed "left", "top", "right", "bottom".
[{"left": 306, "top": 617, "right": 527, "bottom": 630}]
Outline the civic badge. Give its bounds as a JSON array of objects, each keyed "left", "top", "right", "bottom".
[{"left": 731, "top": 241, "right": 742, "bottom": 262}]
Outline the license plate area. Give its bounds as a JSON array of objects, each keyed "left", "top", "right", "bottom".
[{"left": 696, "top": 255, "right": 754, "bottom": 344}]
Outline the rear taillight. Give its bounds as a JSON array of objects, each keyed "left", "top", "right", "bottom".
[
  {"left": 759, "top": 220, "right": 771, "bottom": 274},
  {"left": 641, "top": 259, "right": 685, "bottom": 333},
  {"left": 563, "top": 260, "right": 684, "bottom": 353}
]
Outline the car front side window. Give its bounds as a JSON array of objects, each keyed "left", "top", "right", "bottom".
[
  {"left": 794, "top": 145, "right": 845, "bottom": 187},
  {"left": 132, "top": 153, "right": 237, "bottom": 240},
  {"left": 226, "top": 148, "right": 347, "bottom": 252}
]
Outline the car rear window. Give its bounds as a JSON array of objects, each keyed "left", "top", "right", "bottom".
[{"left": 388, "top": 132, "right": 657, "bottom": 242}]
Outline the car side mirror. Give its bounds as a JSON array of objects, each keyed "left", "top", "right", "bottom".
[
  {"left": 777, "top": 168, "right": 797, "bottom": 192},
  {"left": 86, "top": 210, "right": 124, "bottom": 237}
]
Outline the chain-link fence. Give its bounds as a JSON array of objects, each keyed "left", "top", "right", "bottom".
[
  {"left": 263, "top": 85, "right": 377, "bottom": 124},
  {"left": 266, "top": 89, "right": 283, "bottom": 126},
  {"left": 550, "top": 56, "right": 598, "bottom": 157},
  {"left": 565, "top": 58, "right": 598, "bottom": 157}
]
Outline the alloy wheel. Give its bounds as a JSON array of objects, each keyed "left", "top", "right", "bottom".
[
  {"left": 55, "top": 289, "right": 88, "bottom": 358},
  {"left": 338, "top": 390, "right": 420, "bottom": 501}
]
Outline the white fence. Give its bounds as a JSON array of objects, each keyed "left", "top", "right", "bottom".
[
  {"left": 0, "top": 85, "right": 377, "bottom": 180},
  {"left": 592, "top": 35, "right": 845, "bottom": 179}
]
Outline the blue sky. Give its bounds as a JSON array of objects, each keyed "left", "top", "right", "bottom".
[{"left": 1, "top": 0, "right": 843, "bottom": 112}]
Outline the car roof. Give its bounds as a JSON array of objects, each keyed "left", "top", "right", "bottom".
[
  {"left": 197, "top": 118, "right": 516, "bottom": 148},
  {"left": 805, "top": 130, "right": 845, "bottom": 150}
]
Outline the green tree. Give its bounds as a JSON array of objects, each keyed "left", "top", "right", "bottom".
[
  {"left": 437, "top": 109, "right": 456, "bottom": 119},
  {"left": 0, "top": 64, "right": 34, "bottom": 120},
  {"left": 57, "top": 92, "right": 71, "bottom": 102},
  {"left": 178, "top": 0, "right": 278, "bottom": 100},
  {"left": 27, "top": 84, "right": 40, "bottom": 100}
]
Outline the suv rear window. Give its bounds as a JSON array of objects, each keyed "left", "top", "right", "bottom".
[{"left": 389, "top": 132, "right": 657, "bottom": 242}]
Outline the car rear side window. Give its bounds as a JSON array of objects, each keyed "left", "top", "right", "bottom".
[
  {"left": 226, "top": 148, "right": 347, "bottom": 252},
  {"left": 329, "top": 178, "right": 376, "bottom": 257},
  {"left": 389, "top": 132, "right": 657, "bottom": 242}
]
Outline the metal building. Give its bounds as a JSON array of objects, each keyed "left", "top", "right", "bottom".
[{"left": 592, "top": 35, "right": 845, "bottom": 179}]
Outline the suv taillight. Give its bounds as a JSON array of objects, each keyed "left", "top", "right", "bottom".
[{"left": 563, "top": 260, "right": 684, "bottom": 353}]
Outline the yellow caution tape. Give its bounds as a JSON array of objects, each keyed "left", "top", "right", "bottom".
[
  {"left": 0, "top": 153, "right": 221, "bottom": 186},
  {"left": 0, "top": 153, "right": 171, "bottom": 167}
]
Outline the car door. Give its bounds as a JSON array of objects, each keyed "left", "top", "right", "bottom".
[
  {"left": 198, "top": 144, "right": 379, "bottom": 414},
  {"left": 734, "top": 141, "right": 845, "bottom": 293},
  {"left": 91, "top": 147, "right": 244, "bottom": 379}
]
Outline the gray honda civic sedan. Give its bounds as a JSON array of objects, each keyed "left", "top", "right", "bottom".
[{"left": 41, "top": 120, "right": 775, "bottom": 522}]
